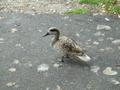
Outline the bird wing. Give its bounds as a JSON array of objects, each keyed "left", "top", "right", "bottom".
[{"left": 60, "top": 36, "right": 84, "bottom": 54}]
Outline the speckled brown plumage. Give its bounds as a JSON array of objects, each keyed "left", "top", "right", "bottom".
[{"left": 43, "top": 27, "right": 91, "bottom": 62}]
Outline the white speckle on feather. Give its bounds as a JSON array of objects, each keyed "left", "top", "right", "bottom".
[
  {"left": 103, "top": 67, "right": 118, "bottom": 75},
  {"left": 8, "top": 68, "right": 16, "bottom": 72},
  {"left": 91, "top": 66, "right": 100, "bottom": 74},
  {"left": 97, "top": 25, "right": 111, "bottom": 30},
  {"left": 13, "top": 59, "right": 20, "bottom": 64},
  {"left": 11, "top": 28, "right": 17, "bottom": 33},
  {"left": 112, "top": 39, "right": 120, "bottom": 45},
  {"left": 110, "top": 78, "right": 120, "bottom": 85},
  {"left": 93, "top": 41, "right": 99, "bottom": 45},
  {"left": 105, "top": 18, "right": 110, "bottom": 21},
  {"left": 37, "top": 64, "right": 49, "bottom": 72},
  {"left": 76, "top": 33, "right": 80, "bottom": 37},
  {"left": 6, "top": 82, "right": 16, "bottom": 87}
]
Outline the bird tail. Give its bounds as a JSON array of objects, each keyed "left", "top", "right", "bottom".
[{"left": 76, "top": 54, "right": 91, "bottom": 62}]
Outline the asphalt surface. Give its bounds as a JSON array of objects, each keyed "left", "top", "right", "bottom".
[{"left": 0, "top": 12, "right": 120, "bottom": 90}]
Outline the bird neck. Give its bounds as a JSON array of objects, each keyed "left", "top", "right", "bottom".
[{"left": 52, "top": 32, "right": 60, "bottom": 46}]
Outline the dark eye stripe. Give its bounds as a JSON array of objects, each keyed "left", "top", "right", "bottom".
[{"left": 50, "top": 29, "right": 57, "bottom": 32}]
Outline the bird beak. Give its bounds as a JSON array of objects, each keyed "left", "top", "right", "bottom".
[{"left": 43, "top": 32, "right": 50, "bottom": 37}]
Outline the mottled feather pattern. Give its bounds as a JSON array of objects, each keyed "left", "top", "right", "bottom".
[
  {"left": 53, "top": 36, "right": 83, "bottom": 55},
  {"left": 45, "top": 27, "right": 91, "bottom": 62}
]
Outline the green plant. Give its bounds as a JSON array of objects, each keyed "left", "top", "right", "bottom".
[
  {"left": 107, "top": 5, "right": 120, "bottom": 14},
  {"left": 79, "top": 0, "right": 100, "bottom": 5},
  {"left": 79, "top": 0, "right": 120, "bottom": 14},
  {"left": 64, "top": 8, "right": 88, "bottom": 14},
  {"left": 101, "top": 0, "right": 120, "bottom": 14}
]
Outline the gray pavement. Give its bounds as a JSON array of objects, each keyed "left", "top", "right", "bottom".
[{"left": 0, "top": 12, "right": 120, "bottom": 90}]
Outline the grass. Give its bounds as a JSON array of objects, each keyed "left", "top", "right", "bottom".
[
  {"left": 79, "top": 0, "right": 100, "bottom": 5},
  {"left": 64, "top": 8, "right": 88, "bottom": 14},
  {"left": 106, "top": 5, "right": 120, "bottom": 14},
  {"left": 79, "top": 0, "right": 120, "bottom": 15},
  {"left": 64, "top": 0, "right": 120, "bottom": 15}
]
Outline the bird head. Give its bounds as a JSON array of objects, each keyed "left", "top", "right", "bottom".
[{"left": 43, "top": 27, "right": 60, "bottom": 37}]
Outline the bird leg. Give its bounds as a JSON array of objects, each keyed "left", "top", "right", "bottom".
[
  {"left": 61, "top": 54, "right": 69, "bottom": 62},
  {"left": 61, "top": 56, "right": 65, "bottom": 62},
  {"left": 55, "top": 55, "right": 65, "bottom": 62}
]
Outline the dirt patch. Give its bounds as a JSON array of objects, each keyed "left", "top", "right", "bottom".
[{"left": 0, "top": 0, "right": 94, "bottom": 14}]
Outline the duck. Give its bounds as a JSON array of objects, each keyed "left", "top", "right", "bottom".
[{"left": 43, "top": 27, "right": 91, "bottom": 62}]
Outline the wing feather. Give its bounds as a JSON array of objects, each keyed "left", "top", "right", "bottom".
[{"left": 60, "top": 36, "right": 83, "bottom": 54}]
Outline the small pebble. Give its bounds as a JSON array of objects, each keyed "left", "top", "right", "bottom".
[
  {"left": 98, "top": 38, "right": 104, "bottom": 42},
  {"left": 91, "top": 66, "right": 100, "bottom": 74},
  {"left": 13, "top": 59, "right": 20, "bottom": 64},
  {"left": 38, "top": 29, "right": 42, "bottom": 32},
  {"left": 37, "top": 64, "right": 49, "bottom": 72},
  {"left": 0, "top": 38, "right": 4, "bottom": 41},
  {"left": 97, "top": 25, "right": 111, "bottom": 30},
  {"left": 53, "top": 63, "right": 62, "bottom": 68},
  {"left": 94, "top": 31, "right": 104, "bottom": 36},
  {"left": 11, "top": 28, "right": 17, "bottom": 33},
  {"left": 107, "top": 37, "right": 113, "bottom": 40},
  {"left": 112, "top": 39, "right": 120, "bottom": 45},
  {"left": 76, "top": 33, "right": 80, "bottom": 37},
  {"left": 0, "top": 16, "right": 4, "bottom": 19},
  {"left": 46, "top": 87, "right": 50, "bottom": 90},
  {"left": 103, "top": 67, "right": 118, "bottom": 75},
  {"left": 93, "top": 41, "right": 99, "bottom": 45},
  {"left": 8, "top": 68, "right": 16, "bottom": 72},
  {"left": 99, "top": 48, "right": 105, "bottom": 52},
  {"left": 118, "top": 46, "right": 120, "bottom": 50},
  {"left": 110, "top": 78, "right": 120, "bottom": 85},
  {"left": 63, "top": 16, "right": 69, "bottom": 20},
  {"left": 6, "top": 82, "right": 16, "bottom": 87},
  {"left": 93, "top": 13, "right": 99, "bottom": 16},
  {"left": 118, "top": 15, "right": 120, "bottom": 18},
  {"left": 105, "top": 18, "right": 110, "bottom": 21},
  {"left": 15, "top": 43, "right": 21, "bottom": 47},
  {"left": 55, "top": 85, "right": 62, "bottom": 90}
]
